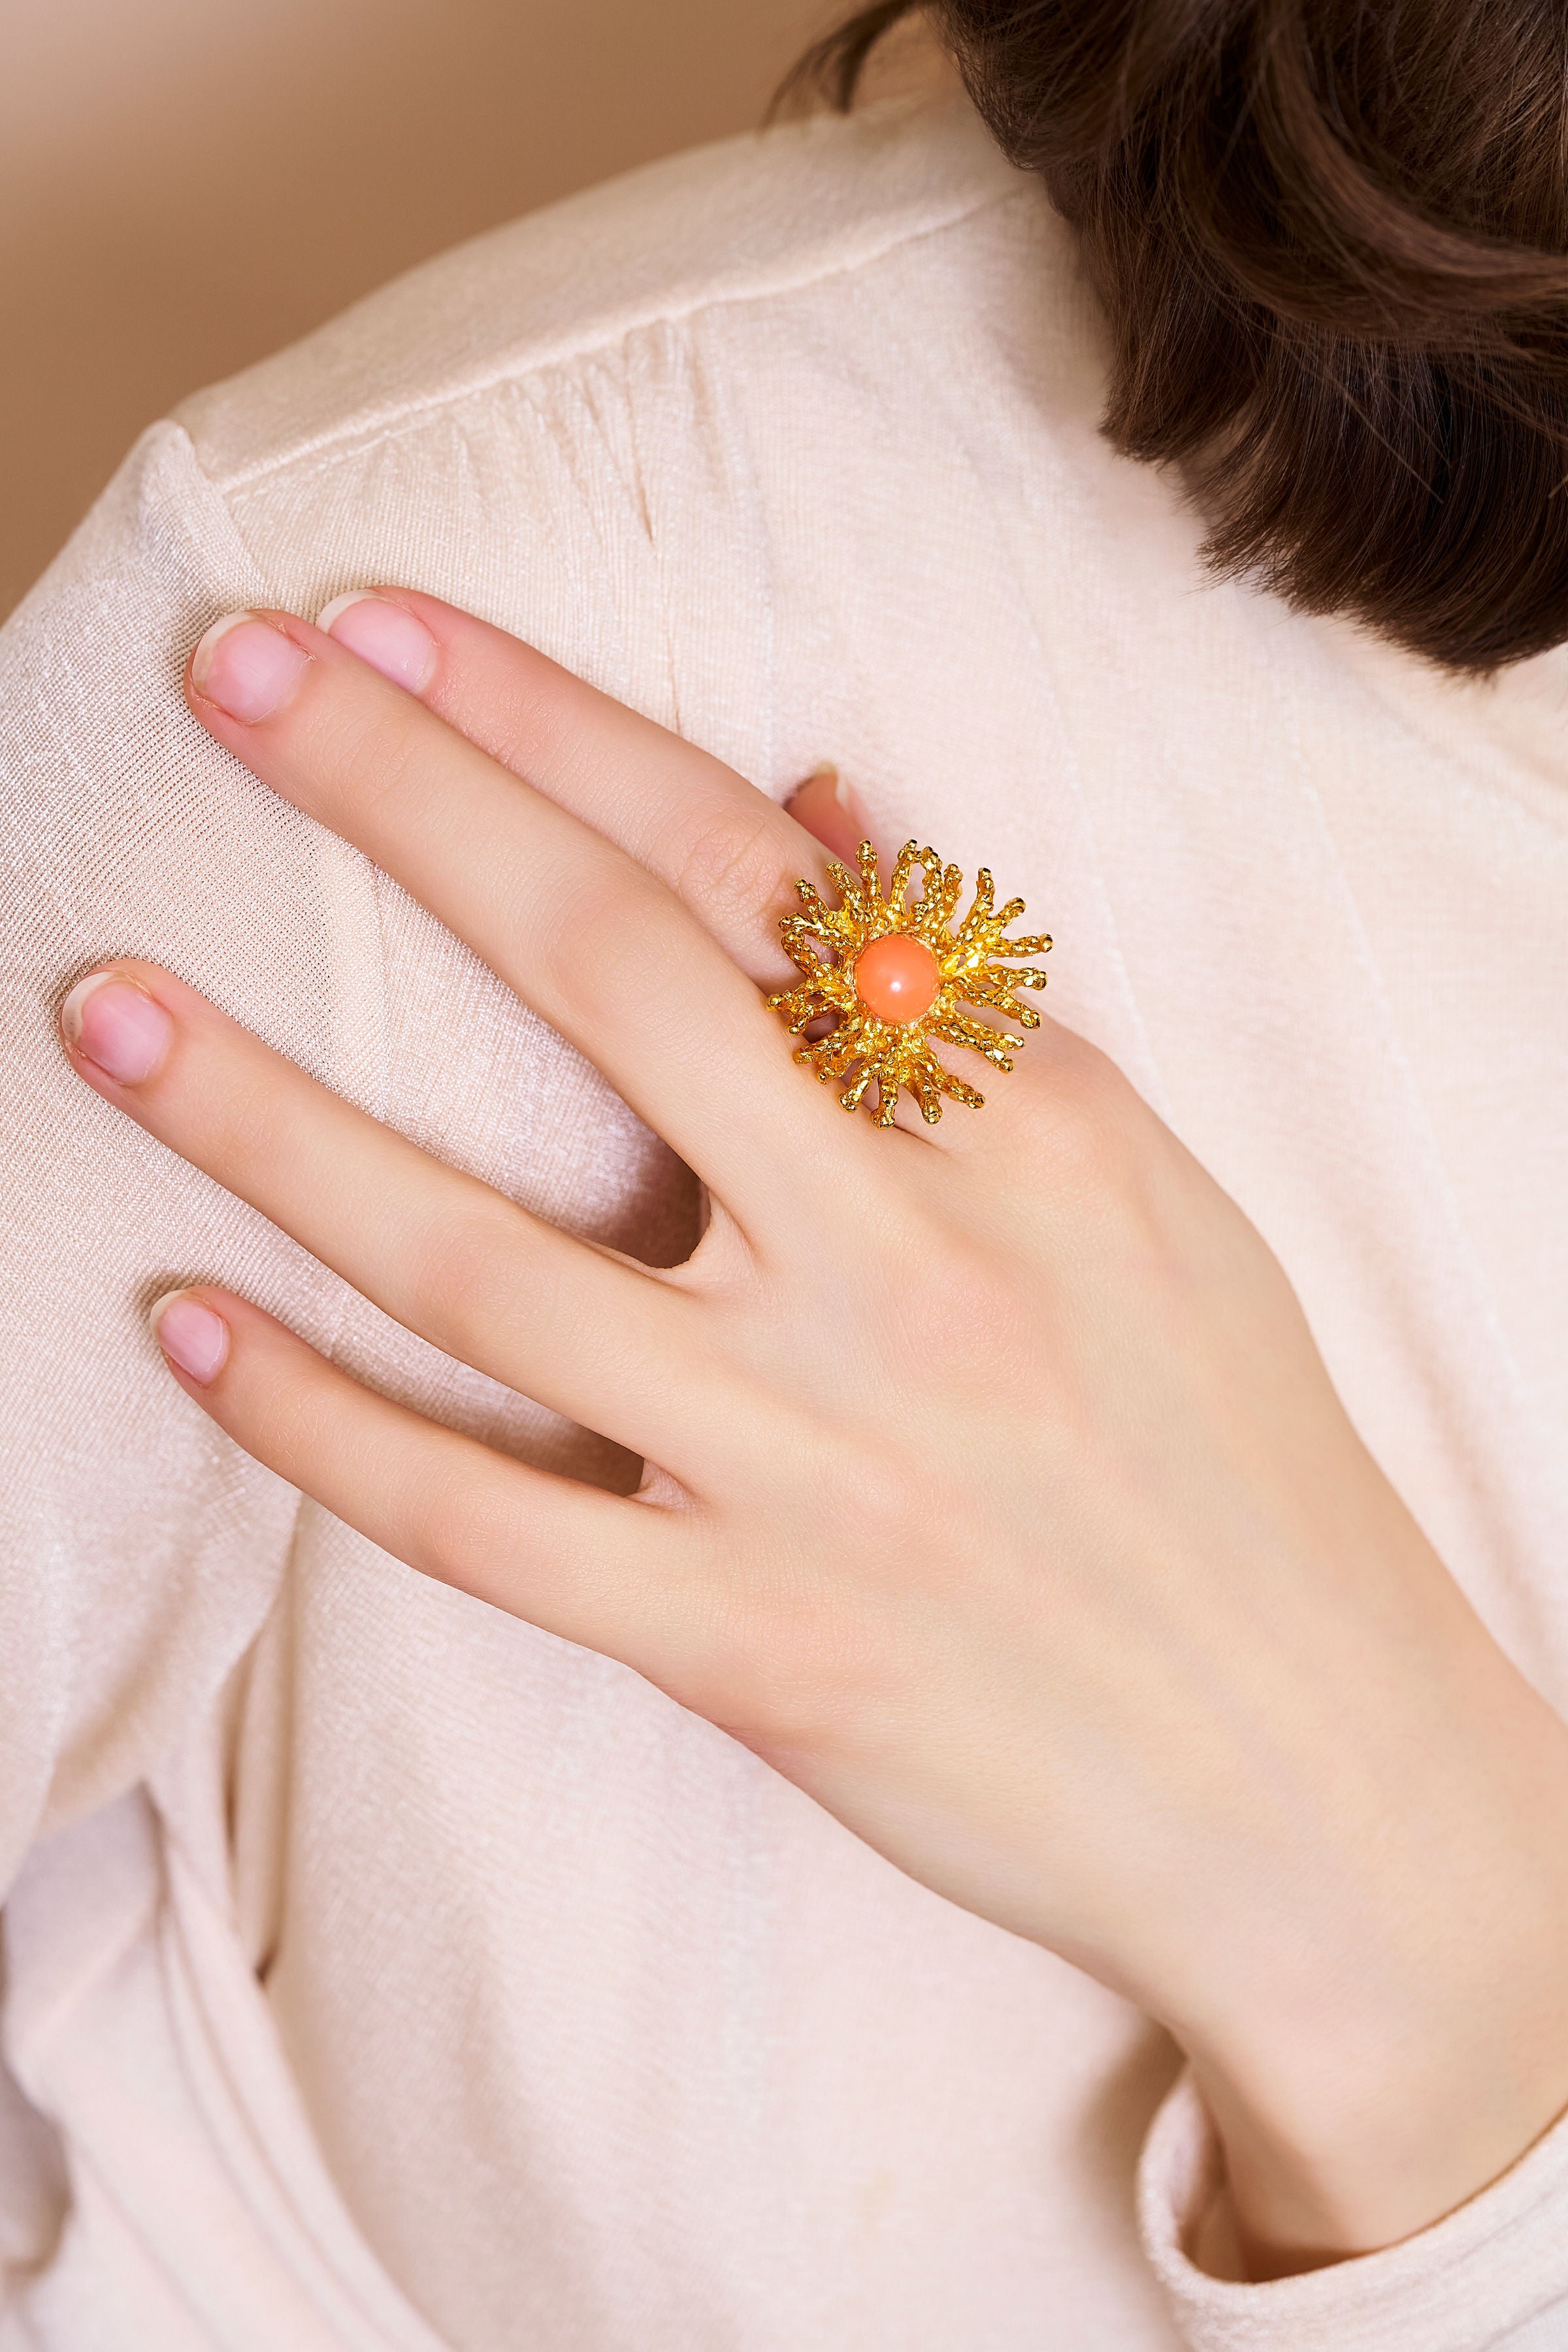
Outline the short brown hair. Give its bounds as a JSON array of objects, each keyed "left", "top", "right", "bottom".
[{"left": 790, "top": 1, "right": 1568, "bottom": 673}]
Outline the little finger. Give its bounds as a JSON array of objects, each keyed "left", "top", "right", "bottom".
[{"left": 61, "top": 960, "right": 722, "bottom": 1467}]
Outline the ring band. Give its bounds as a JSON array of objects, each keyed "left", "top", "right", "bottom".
[{"left": 766, "top": 839, "right": 1052, "bottom": 1127}]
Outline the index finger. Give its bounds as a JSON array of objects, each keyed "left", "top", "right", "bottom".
[{"left": 312, "top": 587, "right": 825, "bottom": 987}]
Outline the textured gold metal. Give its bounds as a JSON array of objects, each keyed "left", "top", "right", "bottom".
[{"left": 766, "top": 839, "right": 1052, "bottom": 1126}]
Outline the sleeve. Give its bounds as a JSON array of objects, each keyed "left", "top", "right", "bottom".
[
  {"left": 1139, "top": 2069, "right": 1568, "bottom": 2350},
  {"left": 0, "top": 419, "right": 386, "bottom": 1893},
  {"left": 0, "top": 352, "right": 694, "bottom": 2334}
]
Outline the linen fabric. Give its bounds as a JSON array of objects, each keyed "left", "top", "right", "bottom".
[{"left": 1, "top": 87, "right": 1567, "bottom": 2352}]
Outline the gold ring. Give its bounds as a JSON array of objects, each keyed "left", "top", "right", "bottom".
[{"left": 766, "top": 840, "right": 1052, "bottom": 1127}]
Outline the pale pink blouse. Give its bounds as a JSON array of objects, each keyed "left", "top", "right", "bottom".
[{"left": 2, "top": 88, "right": 1567, "bottom": 2352}]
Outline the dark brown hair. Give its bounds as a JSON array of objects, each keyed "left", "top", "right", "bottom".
[{"left": 788, "top": 1, "right": 1568, "bottom": 673}]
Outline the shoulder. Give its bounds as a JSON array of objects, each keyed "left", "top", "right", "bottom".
[{"left": 173, "top": 94, "right": 1037, "bottom": 494}]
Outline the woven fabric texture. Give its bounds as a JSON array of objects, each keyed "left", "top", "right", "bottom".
[{"left": 2, "top": 90, "right": 1566, "bottom": 2352}]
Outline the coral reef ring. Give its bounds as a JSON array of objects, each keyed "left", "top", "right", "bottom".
[{"left": 765, "top": 838, "right": 1053, "bottom": 1129}]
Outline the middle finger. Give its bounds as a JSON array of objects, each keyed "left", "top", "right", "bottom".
[
  {"left": 316, "top": 594, "right": 1036, "bottom": 1154},
  {"left": 327, "top": 595, "right": 1055, "bottom": 1159}
]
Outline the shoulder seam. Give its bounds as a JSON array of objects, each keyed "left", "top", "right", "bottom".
[{"left": 202, "top": 180, "right": 1030, "bottom": 501}]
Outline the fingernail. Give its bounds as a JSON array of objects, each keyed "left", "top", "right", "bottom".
[
  {"left": 317, "top": 591, "right": 438, "bottom": 693},
  {"left": 785, "top": 764, "right": 871, "bottom": 866},
  {"left": 150, "top": 1290, "right": 229, "bottom": 1384},
  {"left": 61, "top": 972, "right": 174, "bottom": 1085},
  {"left": 190, "top": 612, "right": 311, "bottom": 723}
]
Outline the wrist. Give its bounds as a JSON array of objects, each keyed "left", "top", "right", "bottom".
[{"left": 1166, "top": 1650, "right": 1568, "bottom": 2276}]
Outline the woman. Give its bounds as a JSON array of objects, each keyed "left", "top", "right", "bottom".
[{"left": 2, "top": 4, "right": 1566, "bottom": 2346}]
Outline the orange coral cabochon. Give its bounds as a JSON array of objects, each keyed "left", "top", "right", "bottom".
[{"left": 853, "top": 934, "right": 941, "bottom": 1025}]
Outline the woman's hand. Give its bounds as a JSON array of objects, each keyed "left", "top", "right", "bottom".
[{"left": 60, "top": 590, "right": 1568, "bottom": 2276}]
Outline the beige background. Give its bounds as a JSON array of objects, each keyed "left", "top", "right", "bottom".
[{"left": 0, "top": 0, "right": 857, "bottom": 619}]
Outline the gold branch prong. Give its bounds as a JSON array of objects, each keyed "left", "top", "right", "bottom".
[{"left": 768, "top": 840, "right": 1051, "bottom": 1126}]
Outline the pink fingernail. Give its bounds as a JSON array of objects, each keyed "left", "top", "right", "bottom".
[
  {"left": 318, "top": 591, "right": 438, "bottom": 692},
  {"left": 61, "top": 973, "right": 174, "bottom": 1085},
  {"left": 191, "top": 612, "right": 310, "bottom": 723},
  {"left": 150, "top": 1290, "right": 229, "bottom": 1384}
]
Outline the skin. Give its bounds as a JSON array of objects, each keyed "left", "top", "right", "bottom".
[{"left": 58, "top": 588, "right": 1568, "bottom": 2281}]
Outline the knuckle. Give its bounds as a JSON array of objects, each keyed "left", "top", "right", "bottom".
[
  {"left": 694, "top": 1554, "right": 882, "bottom": 1748},
  {"left": 1017, "top": 1036, "right": 1139, "bottom": 1184},
  {"left": 674, "top": 806, "right": 797, "bottom": 950},
  {"left": 536, "top": 864, "right": 683, "bottom": 1026},
  {"left": 409, "top": 1463, "right": 501, "bottom": 1590},
  {"left": 482, "top": 664, "right": 577, "bottom": 787},
  {"left": 921, "top": 1242, "right": 1024, "bottom": 1357},
  {"left": 881, "top": 1216, "right": 1025, "bottom": 1369},
  {"left": 303, "top": 687, "right": 428, "bottom": 832},
  {"left": 205, "top": 1064, "right": 291, "bottom": 1189},
  {"left": 404, "top": 1198, "right": 532, "bottom": 1362},
  {"left": 248, "top": 1363, "right": 325, "bottom": 1481}
]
